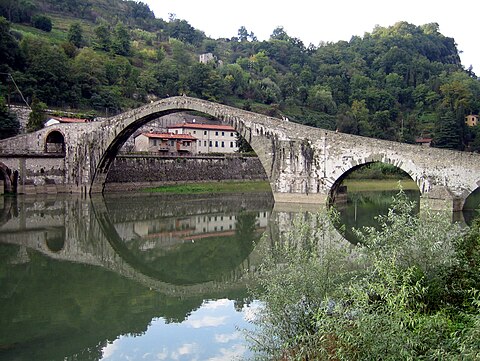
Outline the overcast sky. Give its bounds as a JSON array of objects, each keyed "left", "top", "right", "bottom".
[{"left": 144, "top": 0, "right": 479, "bottom": 74}]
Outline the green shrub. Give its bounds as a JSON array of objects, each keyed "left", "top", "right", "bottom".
[
  {"left": 32, "top": 15, "right": 52, "bottom": 32},
  {"left": 249, "top": 191, "right": 480, "bottom": 360}
]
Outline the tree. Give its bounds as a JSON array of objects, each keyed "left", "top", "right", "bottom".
[
  {"left": 32, "top": 14, "right": 52, "bottom": 32},
  {"left": 0, "top": 96, "right": 20, "bottom": 139},
  {"left": 237, "top": 26, "right": 248, "bottom": 42},
  {"left": 0, "top": 16, "right": 23, "bottom": 71},
  {"left": 433, "top": 108, "right": 462, "bottom": 149},
  {"left": 111, "top": 22, "right": 131, "bottom": 56},
  {"left": 27, "top": 97, "right": 46, "bottom": 132},
  {"left": 68, "top": 22, "right": 83, "bottom": 48},
  {"left": 94, "top": 22, "right": 111, "bottom": 51},
  {"left": 20, "top": 36, "right": 72, "bottom": 106}
]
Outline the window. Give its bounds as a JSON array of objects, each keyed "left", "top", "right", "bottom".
[
  {"left": 193, "top": 130, "right": 196, "bottom": 134},
  {"left": 221, "top": 141, "right": 224, "bottom": 147},
  {"left": 215, "top": 141, "right": 218, "bottom": 147},
  {"left": 209, "top": 141, "right": 212, "bottom": 147},
  {"left": 222, "top": 131, "right": 224, "bottom": 136},
  {"left": 204, "top": 131, "right": 207, "bottom": 135},
  {"left": 204, "top": 140, "right": 207, "bottom": 146},
  {"left": 170, "top": 140, "right": 175, "bottom": 146},
  {"left": 230, "top": 141, "right": 234, "bottom": 147},
  {"left": 231, "top": 132, "right": 234, "bottom": 137},
  {"left": 175, "top": 130, "right": 178, "bottom": 134},
  {"left": 215, "top": 131, "right": 218, "bottom": 136}
]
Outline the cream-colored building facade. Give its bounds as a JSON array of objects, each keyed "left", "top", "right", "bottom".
[{"left": 167, "top": 123, "right": 238, "bottom": 154}]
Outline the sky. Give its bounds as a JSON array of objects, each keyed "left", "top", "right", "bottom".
[{"left": 144, "top": 0, "right": 479, "bottom": 74}]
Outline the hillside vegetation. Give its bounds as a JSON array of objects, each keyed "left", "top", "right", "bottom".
[{"left": 1, "top": 0, "right": 480, "bottom": 150}]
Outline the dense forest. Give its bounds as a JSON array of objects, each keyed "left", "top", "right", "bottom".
[{"left": 1, "top": 0, "right": 480, "bottom": 151}]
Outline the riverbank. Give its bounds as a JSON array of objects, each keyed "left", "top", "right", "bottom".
[
  {"left": 343, "top": 178, "right": 418, "bottom": 192},
  {"left": 141, "top": 180, "right": 271, "bottom": 194}
]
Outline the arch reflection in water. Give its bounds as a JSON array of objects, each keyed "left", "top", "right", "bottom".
[
  {"left": 0, "top": 192, "right": 273, "bottom": 361},
  {"left": 101, "top": 193, "right": 272, "bottom": 285}
]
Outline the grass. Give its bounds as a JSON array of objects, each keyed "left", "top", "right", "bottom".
[
  {"left": 143, "top": 180, "right": 271, "bottom": 194},
  {"left": 343, "top": 179, "right": 419, "bottom": 192}
]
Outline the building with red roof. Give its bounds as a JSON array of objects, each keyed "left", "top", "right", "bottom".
[
  {"left": 134, "top": 132, "right": 197, "bottom": 155},
  {"left": 167, "top": 122, "right": 238, "bottom": 154}
]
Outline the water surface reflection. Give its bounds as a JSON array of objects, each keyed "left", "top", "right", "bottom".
[{"left": 0, "top": 192, "right": 273, "bottom": 361}]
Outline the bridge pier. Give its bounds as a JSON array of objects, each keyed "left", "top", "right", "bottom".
[{"left": 420, "top": 186, "right": 466, "bottom": 213}]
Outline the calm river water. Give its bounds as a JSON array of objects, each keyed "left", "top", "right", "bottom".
[{"left": 0, "top": 185, "right": 479, "bottom": 360}]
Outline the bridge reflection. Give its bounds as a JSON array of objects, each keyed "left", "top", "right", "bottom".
[{"left": 0, "top": 192, "right": 277, "bottom": 360}]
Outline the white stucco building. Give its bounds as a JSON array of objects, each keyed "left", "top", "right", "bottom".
[
  {"left": 134, "top": 133, "right": 197, "bottom": 155},
  {"left": 167, "top": 122, "right": 238, "bottom": 154}
]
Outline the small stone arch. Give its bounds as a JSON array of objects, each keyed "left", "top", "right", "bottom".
[
  {"left": 45, "top": 130, "right": 65, "bottom": 154},
  {"left": 328, "top": 160, "right": 418, "bottom": 204},
  {"left": 0, "top": 162, "right": 16, "bottom": 194}
]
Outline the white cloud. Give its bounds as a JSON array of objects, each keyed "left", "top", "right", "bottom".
[
  {"left": 185, "top": 315, "right": 228, "bottom": 328},
  {"left": 101, "top": 340, "right": 120, "bottom": 359},
  {"left": 171, "top": 343, "right": 199, "bottom": 360},
  {"left": 156, "top": 348, "right": 168, "bottom": 360},
  {"left": 214, "top": 332, "right": 241, "bottom": 343},
  {"left": 207, "top": 344, "right": 248, "bottom": 361},
  {"left": 202, "top": 299, "right": 231, "bottom": 310}
]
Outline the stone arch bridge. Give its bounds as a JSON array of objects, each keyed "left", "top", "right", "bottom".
[{"left": 1, "top": 96, "right": 480, "bottom": 211}]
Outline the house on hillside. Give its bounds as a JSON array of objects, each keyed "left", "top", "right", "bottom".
[
  {"left": 465, "top": 114, "right": 479, "bottom": 127},
  {"left": 134, "top": 133, "right": 197, "bottom": 155},
  {"left": 167, "top": 122, "right": 238, "bottom": 154},
  {"left": 415, "top": 137, "right": 432, "bottom": 147},
  {"left": 44, "top": 116, "right": 88, "bottom": 127}
]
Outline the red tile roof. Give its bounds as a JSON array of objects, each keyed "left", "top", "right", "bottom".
[
  {"left": 140, "top": 132, "right": 197, "bottom": 140},
  {"left": 167, "top": 123, "right": 236, "bottom": 132},
  {"left": 415, "top": 137, "right": 433, "bottom": 143},
  {"left": 51, "top": 116, "right": 87, "bottom": 123}
]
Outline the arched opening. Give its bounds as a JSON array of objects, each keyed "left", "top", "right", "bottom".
[
  {"left": 46, "top": 229, "right": 65, "bottom": 252},
  {"left": 329, "top": 161, "right": 420, "bottom": 243},
  {"left": 98, "top": 109, "right": 269, "bottom": 195},
  {"left": 0, "top": 162, "right": 15, "bottom": 194},
  {"left": 95, "top": 192, "right": 272, "bottom": 286},
  {"left": 462, "top": 187, "right": 480, "bottom": 225},
  {"left": 45, "top": 131, "right": 65, "bottom": 154}
]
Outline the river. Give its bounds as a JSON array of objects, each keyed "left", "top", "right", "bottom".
[{"left": 0, "top": 183, "right": 478, "bottom": 360}]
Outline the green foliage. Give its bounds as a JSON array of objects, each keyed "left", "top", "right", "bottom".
[
  {"left": 0, "top": 96, "right": 20, "bottom": 139},
  {"left": 1, "top": 1, "right": 479, "bottom": 147},
  {"left": 67, "top": 21, "right": 82, "bottom": 47},
  {"left": 27, "top": 97, "right": 46, "bottom": 131},
  {"left": 93, "top": 22, "right": 110, "bottom": 51},
  {"left": 346, "top": 162, "right": 410, "bottom": 180},
  {"left": 250, "top": 192, "right": 480, "bottom": 360},
  {"left": 31, "top": 14, "right": 51, "bottom": 32},
  {"left": 0, "top": 16, "right": 23, "bottom": 71},
  {"left": 111, "top": 22, "right": 130, "bottom": 56},
  {"left": 143, "top": 180, "right": 270, "bottom": 194}
]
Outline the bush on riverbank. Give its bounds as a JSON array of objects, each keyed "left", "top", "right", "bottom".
[
  {"left": 249, "top": 191, "right": 480, "bottom": 360},
  {"left": 346, "top": 162, "right": 411, "bottom": 180}
]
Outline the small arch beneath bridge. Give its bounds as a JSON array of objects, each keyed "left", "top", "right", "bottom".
[
  {"left": 328, "top": 161, "right": 419, "bottom": 204},
  {"left": 45, "top": 130, "right": 66, "bottom": 154},
  {"left": 0, "top": 162, "right": 17, "bottom": 194}
]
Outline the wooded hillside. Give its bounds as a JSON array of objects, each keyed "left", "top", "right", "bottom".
[{"left": 1, "top": 0, "right": 480, "bottom": 150}]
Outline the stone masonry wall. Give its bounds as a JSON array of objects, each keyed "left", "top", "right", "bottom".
[{"left": 105, "top": 155, "right": 267, "bottom": 188}]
